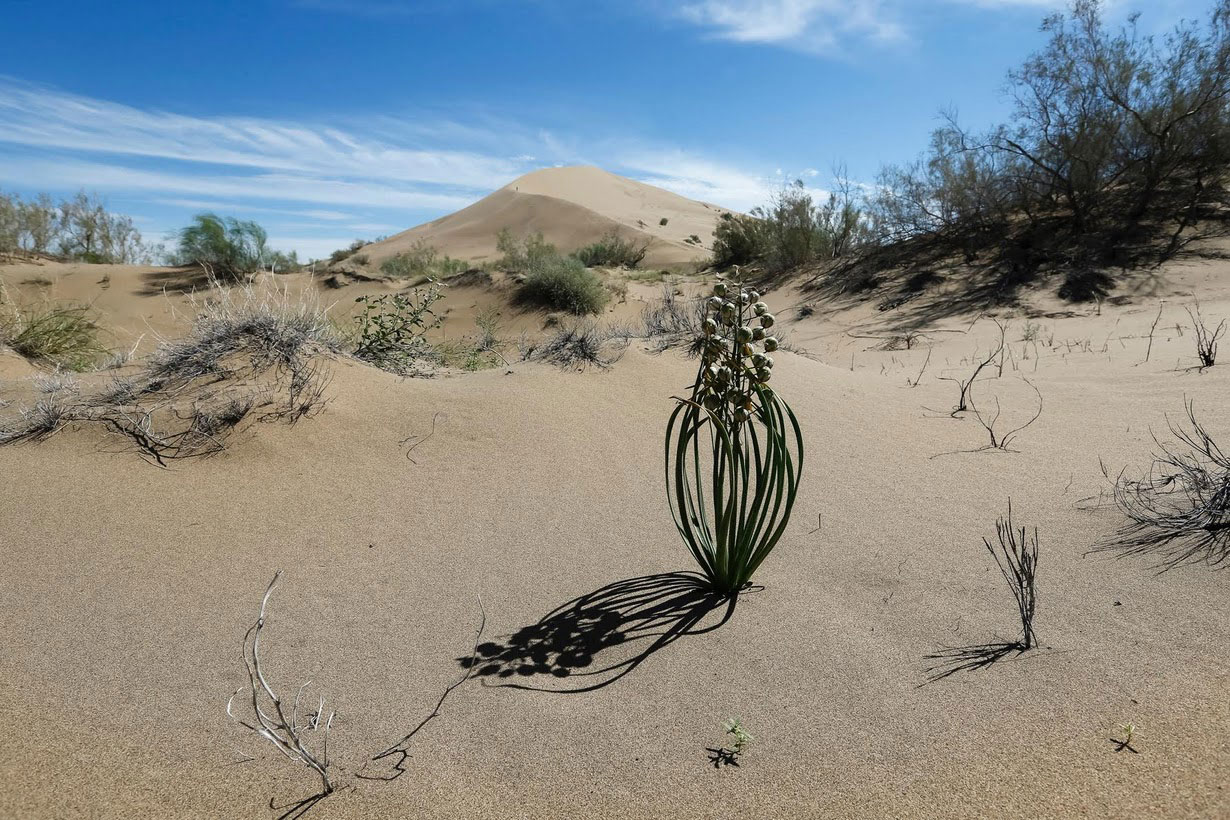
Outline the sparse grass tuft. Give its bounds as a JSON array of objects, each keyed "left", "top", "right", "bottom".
[
  {"left": 1098, "top": 400, "right": 1230, "bottom": 570},
  {"left": 521, "top": 322, "right": 628, "bottom": 370},
  {"left": 0, "top": 303, "right": 106, "bottom": 371},
  {"left": 1, "top": 282, "right": 337, "bottom": 461},
  {"left": 638, "top": 286, "right": 707, "bottom": 354}
]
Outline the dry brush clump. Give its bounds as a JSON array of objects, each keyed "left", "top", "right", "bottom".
[
  {"left": 521, "top": 321, "right": 629, "bottom": 370},
  {"left": 225, "top": 571, "right": 487, "bottom": 809},
  {"left": 1186, "top": 302, "right": 1225, "bottom": 369},
  {"left": 638, "top": 285, "right": 709, "bottom": 354},
  {"left": 1097, "top": 400, "right": 1230, "bottom": 570},
  {"left": 967, "top": 377, "right": 1043, "bottom": 451},
  {"left": 0, "top": 285, "right": 336, "bottom": 462}
]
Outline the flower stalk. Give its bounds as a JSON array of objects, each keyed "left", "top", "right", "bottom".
[{"left": 665, "top": 278, "right": 804, "bottom": 594}]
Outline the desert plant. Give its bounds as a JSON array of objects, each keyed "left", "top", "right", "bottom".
[
  {"left": 0, "top": 189, "right": 153, "bottom": 262},
  {"left": 864, "top": 1, "right": 1230, "bottom": 300},
  {"left": 518, "top": 254, "right": 608, "bottom": 315},
  {"left": 329, "top": 239, "right": 368, "bottom": 265},
  {"left": 939, "top": 324, "right": 1007, "bottom": 417},
  {"left": 436, "top": 308, "right": 509, "bottom": 371},
  {"left": 573, "top": 230, "right": 649, "bottom": 268},
  {"left": 711, "top": 211, "right": 766, "bottom": 268},
  {"left": 2, "top": 284, "right": 336, "bottom": 460},
  {"left": 174, "top": 213, "right": 271, "bottom": 279},
  {"left": 379, "top": 239, "right": 463, "bottom": 279},
  {"left": 639, "top": 286, "right": 708, "bottom": 354},
  {"left": 521, "top": 321, "right": 627, "bottom": 370},
  {"left": 0, "top": 303, "right": 105, "bottom": 371},
  {"left": 352, "top": 285, "right": 443, "bottom": 374},
  {"left": 984, "top": 501, "right": 1040, "bottom": 649},
  {"left": 495, "top": 229, "right": 557, "bottom": 272},
  {"left": 967, "top": 377, "right": 1043, "bottom": 451},
  {"left": 227, "top": 571, "right": 335, "bottom": 797},
  {"left": 665, "top": 281, "right": 804, "bottom": 594},
  {"left": 659, "top": 217, "right": 669, "bottom": 226},
  {"left": 724, "top": 718, "right": 753, "bottom": 755},
  {"left": 1187, "top": 303, "right": 1225, "bottom": 368},
  {"left": 1113, "top": 723, "right": 1139, "bottom": 753},
  {"left": 1099, "top": 400, "right": 1230, "bottom": 569}
]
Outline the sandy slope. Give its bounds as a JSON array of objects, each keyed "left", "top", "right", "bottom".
[
  {"left": 1, "top": 255, "right": 1229, "bottom": 818},
  {"left": 0, "top": 259, "right": 671, "bottom": 364},
  {"left": 359, "top": 166, "right": 723, "bottom": 268}
]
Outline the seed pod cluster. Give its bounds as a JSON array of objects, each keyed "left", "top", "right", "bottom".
[{"left": 695, "top": 281, "right": 778, "bottom": 424}]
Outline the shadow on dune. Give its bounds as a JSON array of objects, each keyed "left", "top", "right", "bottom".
[
  {"left": 137, "top": 264, "right": 223, "bottom": 295},
  {"left": 459, "top": 572, "right": 737, "bottom": 693},
  {"left": 921, "top": 641, "right": 1025, "bottom": 684}
]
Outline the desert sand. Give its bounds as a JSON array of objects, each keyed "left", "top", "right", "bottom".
[
  {"left": 360, "top": 166, "right": 723, "bottom": 269},
  {"left": 2, "top": 167, "right": 1230, "bottom": 818}
]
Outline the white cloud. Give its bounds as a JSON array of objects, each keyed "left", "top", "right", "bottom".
[
  {"left": 153, "top": 199, "right": 356, "bottom": 221},
  {"left": 0, "top": 78, "right": 802, "bottom": 255},
  {"left": 0, "top": 81, "right": 532, "bottom": 191},
  {"left": 677, "top": 0, "right": 902, "bottom": 52},
  {"left": 673, "top": 0, "right": 1071, "bottom": 52},
  {"left": 0, "top": 156, "right": 474, "bottom": 212}
]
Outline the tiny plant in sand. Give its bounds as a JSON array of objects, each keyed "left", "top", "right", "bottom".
[
  {"left": 1186, "top": 302, "right": 1225, "bottom": 369},
  {"left": 1113, "top": 723, "right": 1139, "bottom": 753},
  {"left": 986, "top": 501, "right": 1040, "bottom": 650},
  {"left": 352, "top": 284, "right": 443, "bottom": 374},
  {"left": 709, "top": 718, "right": 754, "bottom": 768},
  {"left": 666, "top": 277, "right": 804, "bottom": 595},
  {"left": 725, "top": 718, "right": 753, "bottom": 756}
]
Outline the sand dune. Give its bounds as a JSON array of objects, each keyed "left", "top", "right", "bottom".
[
  {"left": 358, "top": 166, "right": 724, "bottom": 268},
  {"left": 2, "top": 247, "right": 1229, "bottom": 818}
]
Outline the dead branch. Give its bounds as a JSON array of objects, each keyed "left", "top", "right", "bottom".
[{"left": 227, "top": 571, "right": 335, "bottom": 797}]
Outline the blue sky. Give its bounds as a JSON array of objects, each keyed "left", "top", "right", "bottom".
[{"left": 0, "top": 0, "right": 1213, "bottom": 259}]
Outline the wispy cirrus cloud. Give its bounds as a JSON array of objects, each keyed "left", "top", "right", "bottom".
[
  {"left": 0, "top": 77, "right": 783, "bottom": 214},
  {"left": 672, "top": 0, "right": 1069, "bottom": 53},
  {"left": 0, "top": 79, "right": 530, "bottom": 191}
]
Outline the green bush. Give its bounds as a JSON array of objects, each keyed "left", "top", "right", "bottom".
[
  {"left": 573, "top": 230, "right": 649, "bottom": 268},
  {"left": 380, "top": 240, "right": 437, "bottom": 278},
  {"left": 329, "top": 239, "right": 368, "bottom": 265},
  {"left": 174, "top": 213, "right": 271, "bottom": 279},
  {"left": 712, "top": 179, "right": 871, "bottom": 272},
  {"left": 351, "top": 285, "right": 443, "bottom": 374},
  {"left": 519, "top": 255, "right": 608, "bottom": 315},
  {"left": 380, "top": 240, "right": 468, "bottom": 280},
  {"left": 496, "top": 228, "right": 557, "bottom": 271},
  {"left": 712, "top": 212, "right": 766, "bottom": 268}
]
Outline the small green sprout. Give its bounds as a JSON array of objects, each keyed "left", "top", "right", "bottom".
[
  {"left": 1113, "top": 722, "right": 1139, "bottom": 753},
  {"left": 724, "top": 718, "right": 754, "bottom": 756}
]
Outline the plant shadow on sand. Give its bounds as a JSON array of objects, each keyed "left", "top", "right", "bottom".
[
  {"left": 459, "top": 572, "right": 739, "bottom": 693},
  {"left": 921, "top": 641, "right": 1027, "bottom": 684}
]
